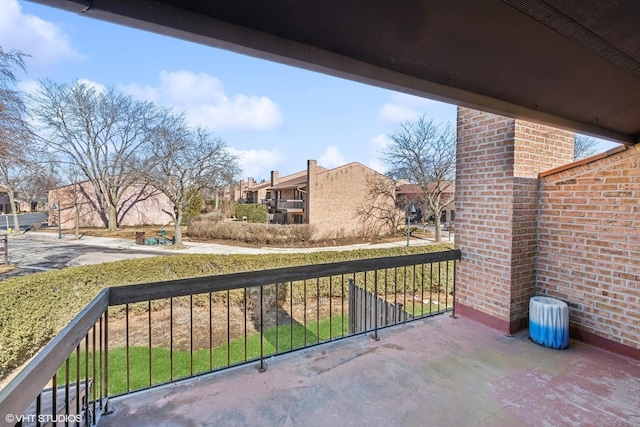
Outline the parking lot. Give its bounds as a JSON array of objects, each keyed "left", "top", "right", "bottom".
[{"left": 1, "top": 232, "right": 158, "bottom": 279}]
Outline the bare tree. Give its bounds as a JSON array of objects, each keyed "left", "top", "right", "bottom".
[
  {"left": 56, "top": 166, "right": 87, "bottom": 239},
  {"left": 20, "top": 163, "right": 59, "bottom": 211},
  {"left": 574, "top": 135, "right": 599, "bottom": 160},
  {"left": 0, "top": 47, "right": 30, "bottom": 157},
  {"left": 0, "top": 47, "right": 35, "bottom": 230},
  {"left": 29, "top": 80, "right": 164, "bottom": 231},
  {"left": 356, "top": 173, "right": 403, "bottom": 236},
  {"left": 383, "top": 115, "right": 456, "bottom": 242},
  {"left": 0, "top": 151, "right": 49, "bottom": 231},
  {"left": 145, "top": 116, "right": 241, "bottom": 246}
]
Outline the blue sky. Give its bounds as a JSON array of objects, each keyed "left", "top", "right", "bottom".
[
  {"left": 1, "top": 0, "right": 457, "bottom": 181},
  {"left": 1, "top": 0, "right": 614, "bottom": 181}
]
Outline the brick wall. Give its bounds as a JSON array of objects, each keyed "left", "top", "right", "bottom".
[
  {"left": 308, "top": 162, "right": 396, "bottom": 238},
  {"left": 48, "top": 182, "right": 173, "bottom": 229},
  {"left": 538, "top": 144, "right": 640, "bottom": 352},
  {"left": 455, "top": 107, "right": 573, "bottom": 331}
]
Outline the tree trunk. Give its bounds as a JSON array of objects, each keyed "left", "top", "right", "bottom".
[
  {"left": 107, "top": 204, "right": 117, "bottom": 231},
  {"left": 174, "top": 209, "right": 183, "bottom": 246},
  {"left": 74, "top": 205, "right": 80, "bottom": 240},
  {"left": 74, "top": 184, "right": 80, "bottom": 239},
  {"left": 433, "top": 211, "right": 442, "bottom": 243},
  {"left": 7, "top": 188, "right": 19, "bottom": 232}
]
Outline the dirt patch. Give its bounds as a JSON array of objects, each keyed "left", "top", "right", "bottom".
[
  {"left": 107, "top": 292, "right": 450, "bottom": 352},
  {"left": 108, "top": 296, "right": 349, "bottom": 352}
]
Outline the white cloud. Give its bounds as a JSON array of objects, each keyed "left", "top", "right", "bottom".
[
  {"left": 19, "top": 78, "right": 106, "bottom": 97},
  {"left": 369, "top": 133, "right": 392, "bottom": 151},
  {"left": 318, "top": 145, "right": 346, "bottom": 169},
  {"left": 229, "top": 148, "right": 286, "bottom": 179},
  {"left": 77, "top": 78, "right": 107, "bottom": 93},
  {"left": 0, "top": 0, "right": 83, "bottom": 71},
  {"left": 367, "top": 134, "right": 392, "bottom": 174},
  {"left": 17, "top": 79, "right": 40, "bottom": 96},
  {"left": 379, "top": 103, "right": 421, "bottom": 123},
  {"left": 121, "top": 70, "right": 284, "bottom": 131},
  {"left": 367, "top": 158, "right": 387, "bottom": 174},
  {"left": 378, "top": 92, "right": 443, "bottom": 123}
]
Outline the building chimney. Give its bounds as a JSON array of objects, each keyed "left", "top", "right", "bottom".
[
  {"left": 305, "top": 160, "right": 317, "bottom": 224},
  {"left": 271, "top": 171, "right": 280, "bottom": 187},
  {"left": 248, "top": 177, "right": 255, "bottom": 187}
]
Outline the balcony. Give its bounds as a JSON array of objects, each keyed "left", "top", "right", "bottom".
[
  {"left": 276, "top": 199, "right": 304, "bottom": 212},
  {"left": 2, "top": 249, "right": 638, "bottom": 426},
  {"left": 260, "top": 198, "right": 275, "bottom": 208},
  {"left": 260, "top": 199, "right": 304, "bottom": 213},
  {"left": 1, "top": 251, "right": 462, "bottom": 426},
  {"left": 99, "top": 315, "right": 639, "bottom": 426}
]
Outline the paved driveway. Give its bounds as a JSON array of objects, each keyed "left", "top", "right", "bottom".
[
  {"left": 1, "top": 229, "right": 450, "bottom": 280},
  {"left": 2, "top": 233, "right": 158, "bottom": 279},
  {"left": 0, "top": 212, "right": 47, "bottom": 231}
]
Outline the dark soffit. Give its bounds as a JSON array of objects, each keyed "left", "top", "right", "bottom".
[{"left": 28, "top": 0, "right": 640, "bottom": 144}]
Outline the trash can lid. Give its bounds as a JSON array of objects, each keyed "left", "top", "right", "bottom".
[{"left": 531, "top": 296, "right": 567, "bottom": 307}]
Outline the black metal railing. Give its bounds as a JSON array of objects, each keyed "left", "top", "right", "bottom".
[
  {"left": 0, "top": 290, "right": 109, "bottom": 426},
  {"left": 275, "top": 199, "right": 304, "bottom": 210},
  {"left": 0, "top": 250, "right": 460, "bottom": 425}
]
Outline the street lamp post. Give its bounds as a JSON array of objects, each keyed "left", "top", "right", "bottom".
[
  {"left": 406, "top": 203, "right": 416, "bottom": 246},
  {"left": 51, "top": 202, "right": 61, "bottom": 239}
]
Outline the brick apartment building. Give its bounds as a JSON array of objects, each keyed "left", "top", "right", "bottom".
[
  {"left": 537, "top": 144, "right": 640, "bottom": 355},
  {"left": 244, "top": 161, "right": 397, "bottom": 238},
  {"left": 48, "top": 181, "right": 172, "bottom": 229},
  {"left": 396, "top": 182, "right": 455, "bottom": 224},
  {"left": 456, "top": 107, "right": 639, "bottom": 359}
]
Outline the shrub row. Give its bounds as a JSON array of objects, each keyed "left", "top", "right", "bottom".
[
  {"left": 0, "top": 243, "right": 453, "bottom": 380},
  {"left": 187, "top": 218, "right": 314, "bottom": 244}
]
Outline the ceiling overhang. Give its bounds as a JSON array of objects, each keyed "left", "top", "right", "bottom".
[{"left": 29, "top": 0, "right": 640, "bottom": 144}]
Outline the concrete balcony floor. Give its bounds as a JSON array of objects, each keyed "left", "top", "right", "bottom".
[{"left": 98, "top": 315, "right": 640, "bottom": 426}]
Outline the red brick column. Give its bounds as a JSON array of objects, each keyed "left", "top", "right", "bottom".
[{"left": 455, "top": 107, "right": 574, "bottom": 333}]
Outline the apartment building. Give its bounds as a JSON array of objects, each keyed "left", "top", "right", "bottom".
[{"left": 261, "top": 160, "right": 396, "bottom": 238}]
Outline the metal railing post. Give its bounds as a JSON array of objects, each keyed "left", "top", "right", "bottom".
[
  {"left": 104, "top": 309, "right": 111, "bottom": 414},
  {"left": 373, "top": 273, "right": 380, "bottom": 341},
  {"left": 258, "top": 286, "right": 267, "bottom": 372},
  {"left": 451, "top": 259, "right": 458, "bottom": 319}
]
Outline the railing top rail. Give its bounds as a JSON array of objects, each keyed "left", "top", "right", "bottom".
[
  {"left": 0, "top": 289, "right": 109, "bottom": 418},
  {"left": 109, "top": 250, "right": 461, "bottom": 305}
]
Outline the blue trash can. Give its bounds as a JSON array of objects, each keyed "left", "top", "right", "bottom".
[{"left": 529, "top": 296, "right": 569, "bottom": 349}]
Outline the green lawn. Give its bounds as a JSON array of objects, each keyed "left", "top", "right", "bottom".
[
  {"left": 403, "top": 300, "right": 451, "bottom": 317},
  {"left": 59, "top": 315, "right": 348, "bottom": 395},
  {"left": 1, "top": 243, "right": 454, "bottom": 379},
  {"left": 56, "top": 296, "right": 453, "bottom": 396}
]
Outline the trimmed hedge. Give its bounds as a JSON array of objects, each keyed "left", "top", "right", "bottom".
[{"left": 0, "top": 243, "right": 452, "bottom": 380}]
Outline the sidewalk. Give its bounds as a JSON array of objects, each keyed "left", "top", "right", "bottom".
[{"left": 18, "top": 230, "right": 453, "bottom": 256}]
